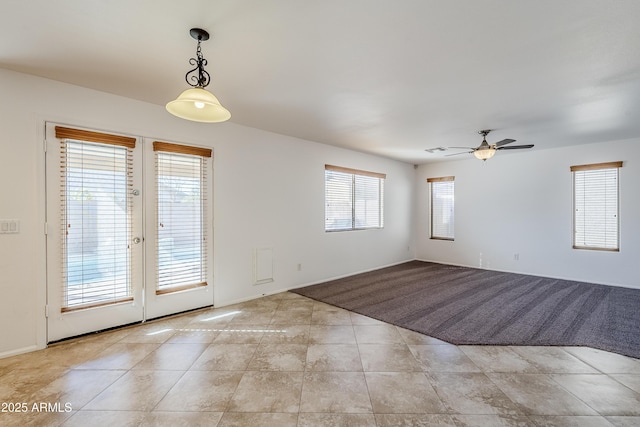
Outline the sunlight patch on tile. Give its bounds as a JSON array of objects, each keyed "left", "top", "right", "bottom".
[{"left": 199, "top": 311, "right": 241, "bottom": 322}]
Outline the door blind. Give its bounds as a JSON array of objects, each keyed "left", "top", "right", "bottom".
[
  {"left": 58, "top": 129, "right": 135, "bottom": 311},
  {"left": 154, "top": 142, "right": 210, "bottom": 294}
]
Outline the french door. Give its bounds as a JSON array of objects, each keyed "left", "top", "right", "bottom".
[{"left": 45, "top": 123, "right": 213, "bottom": 342}]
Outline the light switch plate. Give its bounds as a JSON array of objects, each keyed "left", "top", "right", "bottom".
[{"left": 0, "top": 219, "right": 20, "bottom": 234}]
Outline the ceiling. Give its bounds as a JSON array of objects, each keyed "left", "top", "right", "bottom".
[{"left": 2, "top": 0, "right": 640, "bottom": 164}]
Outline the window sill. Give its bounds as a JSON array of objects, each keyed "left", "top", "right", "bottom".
[{"left": 572, "top": 245, "right": 619, "bottom": 252}]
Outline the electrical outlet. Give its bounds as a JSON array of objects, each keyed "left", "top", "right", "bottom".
[
  {"left": 514, "top": 253, "right": 520, "bottom": 261},
  {"left": 297, "top": 263, "right": 302, "bottom": 271}
]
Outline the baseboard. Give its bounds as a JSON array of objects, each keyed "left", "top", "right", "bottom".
[
  {"left": 288, "top": 258, "right": 416, "bottom": 291},
  {"left": 214, "top": 286, "right": 296, "bottom": 308},
  {"left": 215, "top": 258, "right": 417, "bottom": 307},
  {"left": 0, "top": 344, "right": 41, "bottom": 360},
  {"left": 415, "top": 258, "right": 632, "bottom": 290}
]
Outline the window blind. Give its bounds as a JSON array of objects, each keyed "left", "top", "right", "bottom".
[
  {"left": 154, "top": 141, "right": 210, "bottom": 294},
  {"left": 56, "top": 127, "right": 135, "bottom": 311},
  {"left": 325, "top": 165, "right": 385, "bottom": 231},
  {"left": 428, "top": 176, "right": 455, "bottom": 240},
  {"left": 572, "top": 162, "right": 622, "bottom": 251}
]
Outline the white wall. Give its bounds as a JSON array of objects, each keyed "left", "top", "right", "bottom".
[
  {"left": 416, "top": 139, "right": 640, "bottom": 288},
  {"left": 212, "top": 123, "right": 416, "bottom": 304},
  {"left": 0, "top": 69, "right": 416, "bottom": 357}
]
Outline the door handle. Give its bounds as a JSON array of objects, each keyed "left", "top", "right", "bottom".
[{"left": 132, "top": 237, "right": 142, "bottom": 244}]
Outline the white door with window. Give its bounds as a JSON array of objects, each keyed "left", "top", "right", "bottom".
[{"left": 45, "top": 123, "right": 213, "bottom": 342}]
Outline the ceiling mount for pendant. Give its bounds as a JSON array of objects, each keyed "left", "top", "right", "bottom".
[
  {"left": 166, "top": 27, "right": 231, "bottom": 123},
  {"left": 190, "top": 28, "right": 210, "bottom": 42}
]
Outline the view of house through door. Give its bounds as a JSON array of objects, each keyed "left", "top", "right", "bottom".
[{"left": 45, "top": 123, "right": 213, "bottom": 342}]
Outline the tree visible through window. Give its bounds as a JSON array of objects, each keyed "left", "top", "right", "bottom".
[
  {"left": 428, "top": 176, "right": 455, "bottom": 240},
  {"left": 572, "top": 161, "right": 622, "bottom": 251}
]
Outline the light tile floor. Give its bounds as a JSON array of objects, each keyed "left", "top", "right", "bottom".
[{"left": 1, "top": 291, "right": 639, "bottom": 426}]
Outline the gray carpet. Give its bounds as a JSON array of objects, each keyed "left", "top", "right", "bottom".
[{"left": 291, "top": 261, "right": 640, "bottom": 359}]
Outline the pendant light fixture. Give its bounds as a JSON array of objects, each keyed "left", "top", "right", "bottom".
[{"left": 166, "top": 28, "right": 231, "bottom": 123}]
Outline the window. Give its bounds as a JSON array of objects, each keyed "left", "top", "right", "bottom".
[
  {"left": 571, "top": 161, "right": 622, "bottom": 251},
  {"left": 325, "top": 165, "right": 385, "bottom": 231},
  {"left": 56, "top": 126, "right": 136, "bottom": 311},
  {"left": 428, "top": 176, "right": 455, "bottom": 240},
  {"left": 154, "top": 141, "right": 211, "bottom": 294}
]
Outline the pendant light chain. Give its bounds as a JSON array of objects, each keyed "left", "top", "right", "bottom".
[{"left": 186, "top": 38, "right": 211, "bottom": 88}]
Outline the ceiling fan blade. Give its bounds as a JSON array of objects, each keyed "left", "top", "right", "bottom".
[
  {"left": 493, "top": 139, "right": 516, "bottom": 147},
  {"left": 445, "top": 151, "right": 473, "bottom": 157},
  {"left": 447, "top": 146, "right": 476, "bottom": 150},
  {"left": 497, "top": 144, "right": 534, "bottom": 150}
]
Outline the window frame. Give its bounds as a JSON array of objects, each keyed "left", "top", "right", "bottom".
[
  {"left": 571, "top": 161, "right": 622, "bottom": 252},
  {"left": 324, "top": 164, "right": 385, "bottom": 232},
  {"left": 428, "top": 176, "right": 455, "bottom": 241}
]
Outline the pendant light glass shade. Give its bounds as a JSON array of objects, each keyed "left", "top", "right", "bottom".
[{"left": 166, "top": 87, "right": 231, "bottom": 123}]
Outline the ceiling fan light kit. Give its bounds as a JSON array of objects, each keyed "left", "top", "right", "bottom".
[
  {"left": 444, "top": 129, "right": 534, "bottom": 161},
  {"left": 474, "top": 147, "right": 496, "bottom": 160},
  {"left": 166, "top": 28, "right": 231, "bottom": 123}
]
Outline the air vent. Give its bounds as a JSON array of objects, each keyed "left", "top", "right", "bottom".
[{"left": 424, "top": 147, "right": 447, "bottom": 153}]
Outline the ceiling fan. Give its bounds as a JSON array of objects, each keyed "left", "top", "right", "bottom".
[{"left": 447, "top": 130, "right": 534, "bottom": 161}]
